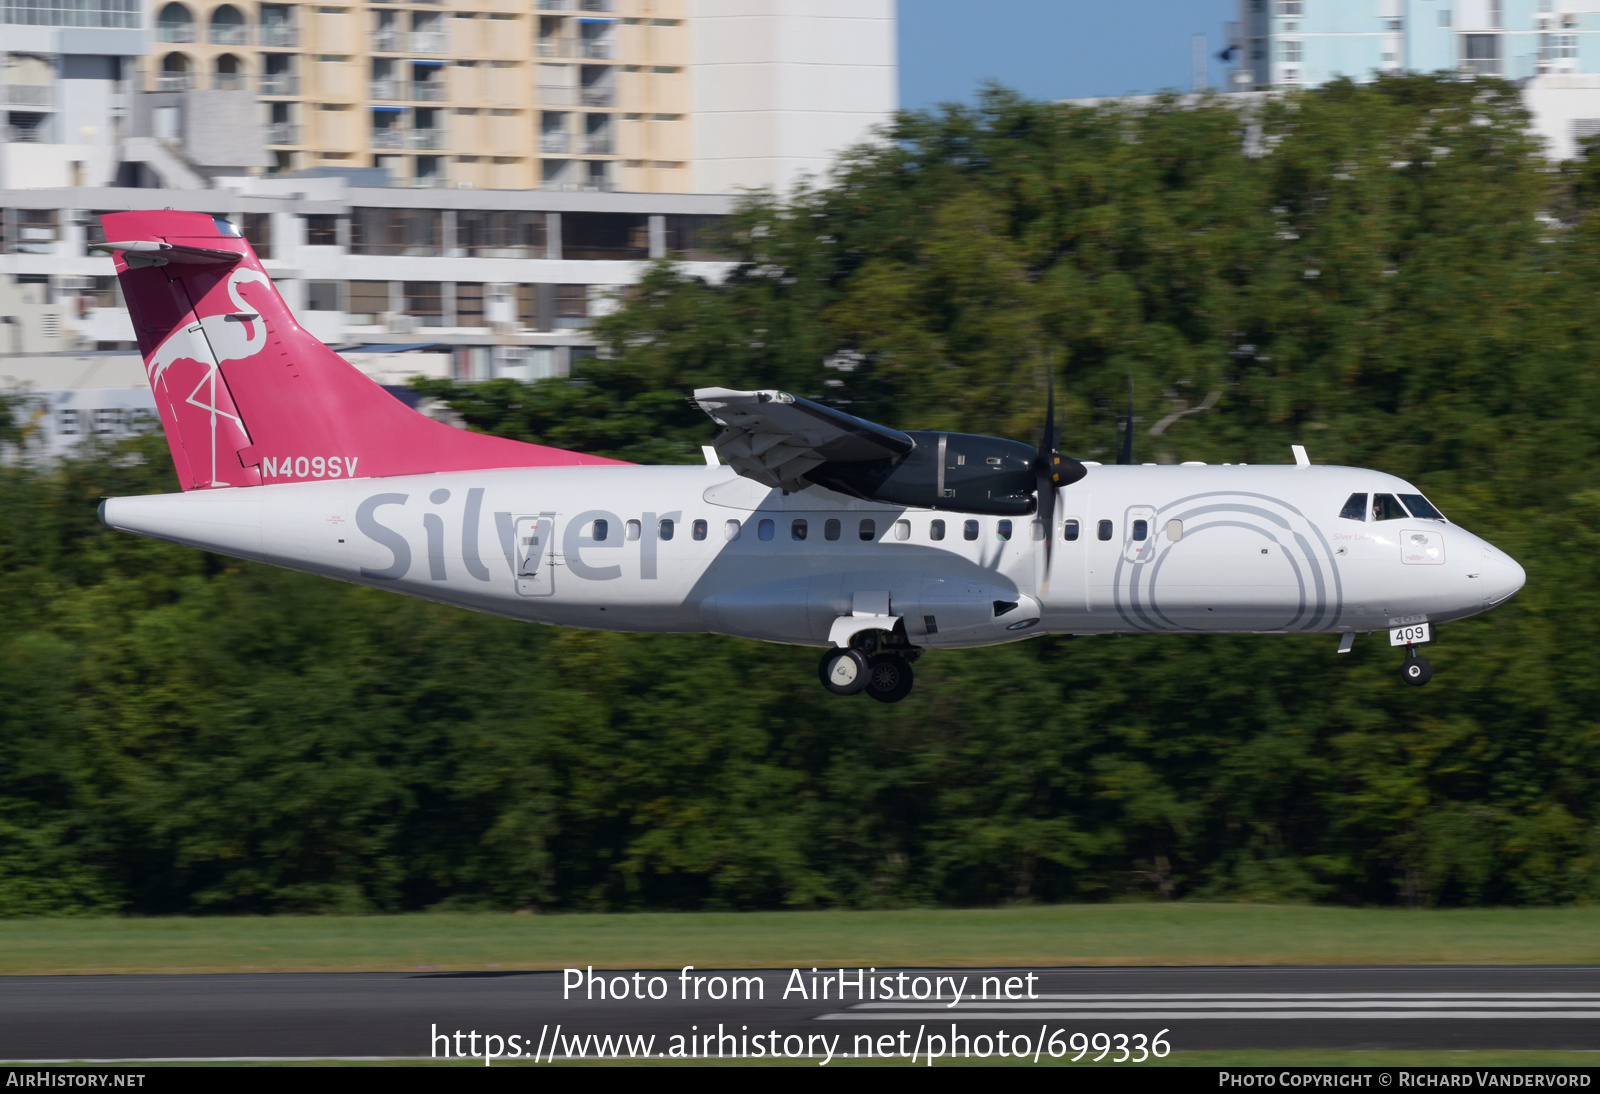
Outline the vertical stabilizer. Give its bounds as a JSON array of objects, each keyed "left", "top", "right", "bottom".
[{"left": 101, "top": 210, "right": 622, "bottom": 490}]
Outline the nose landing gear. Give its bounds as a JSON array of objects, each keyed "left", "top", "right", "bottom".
[{"left": 1401, "top": 644, "right": 1433, "bottom": 686}]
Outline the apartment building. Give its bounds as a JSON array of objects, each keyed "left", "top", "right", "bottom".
[
  {"left": 1229, "top": 0, "right": 1600, "bottom": 157},
  {"left": 132, "top": 0, "right": 894, "bottom": 193}
]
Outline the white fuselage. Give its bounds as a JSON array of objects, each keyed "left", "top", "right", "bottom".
[{"left": 100, "top": 462, "right": 1526, "bottom": 648}]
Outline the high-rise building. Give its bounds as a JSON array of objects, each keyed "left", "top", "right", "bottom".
[
  {"left": 132, "top": 0, "right": 895, "bottom": 193},
  {"left": 1227, "top": 0, "right": 1600, "bottom": 158}
]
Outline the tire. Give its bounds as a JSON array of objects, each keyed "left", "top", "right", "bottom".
[
  {"left": 864, "top": 655, "right": 915, "bottom": 703},
  {"left": 1401, "top": 656, "right": 1433, "bottom": 687},
  {"left": 819, "top": 648, "right": 871, "bottom": 695}
]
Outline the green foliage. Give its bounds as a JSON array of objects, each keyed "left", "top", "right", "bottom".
[{"left": 3, "top": 77, "right": 1599, "bottom": 914}]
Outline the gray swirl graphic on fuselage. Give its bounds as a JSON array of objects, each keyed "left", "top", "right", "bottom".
[{"left": 1111, "top": 491, "right": 1343, "bottom": 633}]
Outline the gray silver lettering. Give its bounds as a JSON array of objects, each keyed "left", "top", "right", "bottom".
[
  {"left": 564, "top": 510, "right": 622, "bottom": 581},
  {"left": 423, "top": 513, "right": 447, "bottom": 581},
  {"left": 494, "top": 511, "right": 517, "bottom": 575},
  {"left": 462, "top": 488, "right": 491, "bottom": 582},
  {"left": 356, "top": 493, "right": 410, "bottom": 580}
]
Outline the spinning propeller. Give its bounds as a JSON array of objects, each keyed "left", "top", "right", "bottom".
[{"left": 1033, "top": 377, "right": 1087, "bottom": 587}]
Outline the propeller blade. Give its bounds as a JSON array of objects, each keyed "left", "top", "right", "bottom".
[{"left": 1117, "top": 377, "right": 1135, "bottom": 466}]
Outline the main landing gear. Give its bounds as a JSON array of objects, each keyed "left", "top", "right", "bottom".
[
  {"left": 818, "top": 631, "right": 920, "bottom": 703},
  {"left": 1401, "top": 644, "right": 1433, "bottom": 687}
]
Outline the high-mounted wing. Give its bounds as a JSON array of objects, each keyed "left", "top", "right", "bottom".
[{"left": 692, "top": 388, "right": 914, "bottom": 491}]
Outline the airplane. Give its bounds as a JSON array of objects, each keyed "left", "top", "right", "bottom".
[{"left": 91, "top": 211, "right": 1526, "bottom": 702}]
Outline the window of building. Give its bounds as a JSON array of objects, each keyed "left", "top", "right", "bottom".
[
  {"left": 1276, "top": 0, "right": 1301, "bottom": 14},
  {"left": 692, "top": 519, "right": 707, "bottom": 541},
  {"left": 1279, "top": 39, "right": 1302, "bottom": 62},
  {"left": 1097, "top": 519, "right": 1114, "bottom": 541},
  {"left": 1461, "top": 34, "right": 1501, "bottom": 75},
  {"left": 56, "top": 408, "right": 79, "bottom": 436},
  {"left": 6, "top": 0, "right": 137, "bottom": 28},
  {"left": 930, "top": 519, "right": 945, "bottom": 541},
  {"left": 305, "top": 214, "right": 339, "bottom": 245},
  {"left": 242, "top": 212, "right": 272, "bottom": 259},
  {"left": 858, "top": 518, "right": 876, "bottom": 541},
  {"left": 306, "top": 281, "right": 340, "bottom": 311},
  {"left": 1063, "top": 518, "right": 1080, "bottom": 541},
  {"left": 454, "top": 282, "right": 484, "bottom": 326},
  {"left": 350, "top": 207, "right": 441, "bottom": 255},
  {"left": 963, "top": 520, "right": 979, "bottom": 541},
  {"left": 12, "top": 209, "right": 57, "bottom": 254},
  {"left": 555, "top": 284, "right": 589, "bottom": 327},
  {"left": 824, "top": 518, "right": 840, "bottom": 541},
  {"left": 1440, "top": 10, "right": 1452, "bottom": 28},
  {"left": 665, "top": 215, "right": 729, "bottom": 261},
  {"left": 347, "top": 280, "right": 389, "bottom": 323},
  {"left": 758, "top": 518, "right": 774, "bottom": 541},
  {"left": 404, "top": 281, "right": 442, "bottom": 326},
  {"left": 562, "top": 211, "right": 649, "bottom": 259},
  {"left": 457, "top": 210, "right": 546, "bottom": 257}
]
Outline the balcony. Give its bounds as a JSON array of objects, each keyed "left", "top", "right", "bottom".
[
  {"left": 155, "top": 73, "right": 194, "bottom": 92},
  {"left": 409, "top": 128, "right": 446, "bottom": 149},
  {"left": 370, "top": 78, "right": 404, "bottom": 100},
  {"left": 260, "top": 73, "right": 298, "bottom": 96},
  {"left": 581, "top": 134, "right": 611, "bottom": 155},
  {"left": 0, "top": 85, "right": 52, "bottom": 107},
  {"left": 213, "top": 72, "right": 247, "bottom": 91},
  {"left": 155, "top": 23, "right": 195, "bottom": 43},
  {"left": 259, "top": 24, "right": 298, "bottom": 48},
  {"left": 264, "top": 122, "right": 299, "bottom": 145},
  {"left": 578, "top": 86, "right": 613, "bottom": 107},
  {"left": 372, "top": 128, "right": 405, "bottom": 148},
  {"left": 578, "top": 38, "right": 611, "bottom": 60},
  {"left": 411, "top": 30, "right": 447, "bottom": 52},
  {"left": 538, "top": 84, "right": 577, "bottom": 106},
  {"left": 579, "top": 0, "right": 614, "bottom": 10},
  {"left": 372, "top": 29, "right": 403, "bottom": 51},
  {"left": 540, "top": 133, "right": 569, "bottom": 154},
  {"left": 209, "top": 25, "right": 249, "bottom": 45},
  {"left": 411, "top": 80, "right": 446, "bottom": 101},
  {"left": 538, "top": 0, "right": 571, "bottom": 10},
  {"left": 537, "top": 38, "right": 575, "bottom": 58}
]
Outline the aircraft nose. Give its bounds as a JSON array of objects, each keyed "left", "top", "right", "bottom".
[{"left": 1482, "top": 549, "right": 1526, "bottom": 606}]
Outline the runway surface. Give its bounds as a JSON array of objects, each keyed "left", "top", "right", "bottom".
[{"left": 3, "top": 966, "right": 1599, "bottom": 1061}]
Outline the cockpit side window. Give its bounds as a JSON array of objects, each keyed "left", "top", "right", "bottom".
[
  {"left": 1339, "top": 493, "right": 1368, "bottom": 521},
  {"left": 1398, "top": 493, "right": 1446, "bottom": 521},
  {"left": 1371, "top": 493, "right": 1409, "bottom": 521}
]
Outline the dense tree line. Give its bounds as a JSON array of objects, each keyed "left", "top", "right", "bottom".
[{"left": 3, "top": 76, "right": 1599, "bottom": 914}]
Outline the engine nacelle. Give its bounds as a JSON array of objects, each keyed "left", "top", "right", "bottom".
[{"left": 805, "top": 431, "right": 1038, "bottom": 515}]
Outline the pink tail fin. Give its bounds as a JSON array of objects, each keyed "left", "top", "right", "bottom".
[{"left": 102, "top": 210, "right": 622, "bottom": 490}]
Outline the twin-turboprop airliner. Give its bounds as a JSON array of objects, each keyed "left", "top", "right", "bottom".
[{"left": 92, "top": 211, "right": 1525, "bottom": 702}]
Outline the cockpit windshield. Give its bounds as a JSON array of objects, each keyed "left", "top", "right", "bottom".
[
  {"left": 1371, "top": 493, "right": 1409, "bottom": 521},
  {"left": 1339, "top": 493, "right": 1367, "bottom": 520},
  {"left": 1398, "top": 493, "right": 1446, "bottom": 521}
]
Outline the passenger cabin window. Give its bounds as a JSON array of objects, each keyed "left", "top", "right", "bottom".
[
  {"left": 591, "top": 518, "right": 609, "bottom": 542},
  {"left": 724, "top": 519, "right": 741, "bottom": 541},
  {"left": 692, "top": 519, "right": 707, "bottom": 541},
  {"left": 625, "top": 519, "right": 641, "bottom": 541},
  {"left": 1166, "top": 518, "right": 1183, "bottom": 542},
  {"left": 758, "top": 518, "right": 774, "bottom": 541},
  {"left": 894, "top": 519, "right": 910, "bottom": 541},
  {"left": 1340, "top": 493, "right": 1368, "bottom": 521},
  {"left": 791, "top": 518, "right": 807, "bottom": 541},
  {"left": 824, "top": 518, "right": 841, "bottom": 541},
  {"left": 1097, "top": 519, "right": 1113, "bottom": 541},
  {"left": 659, "top": 518, "right": 674, "bottom": 541},
  {"left": 1399, "top": 493, "right": 1446, "bottom": 521},
  {"left": 1132, "top": 519, "right": 1148, "bottom": 542},
  {"left": 1063, "top": 519, "right": 1080, "bottom": 541},
  {"left": 859, "top": 519, "right": 876, "bottom": 541},
  {"left": 930, "top": 519, "right": 946, "bottom": 541},
  {"left": 997, "top": 519, "right": 1013, "bottom": 541},
  {"left": 963, "top": 519, "right": 979, "bottom": 541},
  {"left": 1372, "top": 493, "right": 1409, "bottom": 521}
]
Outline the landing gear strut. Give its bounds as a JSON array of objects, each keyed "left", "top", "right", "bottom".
[
  {"left": 818, "top": 628, "right": 920, "bottom": 702},
  {"left": 1401, "top": 644, "right": 1433, "bottom": 687}
]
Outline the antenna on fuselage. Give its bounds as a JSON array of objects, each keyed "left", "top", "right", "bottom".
[{"left": 1117, "top": 377, "right": 1135, "bottom": 465}]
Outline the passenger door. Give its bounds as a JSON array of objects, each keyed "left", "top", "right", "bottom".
[{"left": 514, "top": 516, "right": 555, "bottom": 597}]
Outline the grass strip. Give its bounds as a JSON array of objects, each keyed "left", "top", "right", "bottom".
[{"left": 4, "top": 904, "right": 1600, "bottom": 975}]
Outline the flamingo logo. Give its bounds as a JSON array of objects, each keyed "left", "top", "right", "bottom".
[{"left": 143, "top": 266, "right": 272, "bottom": 488}]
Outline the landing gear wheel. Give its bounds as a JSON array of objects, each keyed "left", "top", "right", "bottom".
[
  {"left": 864, "top": 656, "right": 914, "bottom": 704},
  {"left": 819, "top": 648, "right": 872, "bottom": 695},
  {"left": 1401, "top": 653, "right": 1433, "bottom": 687}
]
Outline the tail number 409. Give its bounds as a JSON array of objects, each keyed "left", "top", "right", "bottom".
[{"left": 261, "top": 455, "right": 359, "bottom": 480}]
